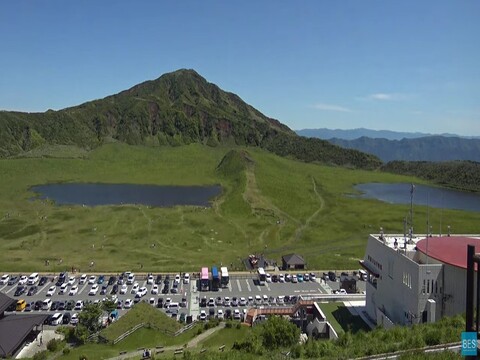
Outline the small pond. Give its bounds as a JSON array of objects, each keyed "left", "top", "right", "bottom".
[
  {"left": 30, "top": 183, "right": 222, "bottom": 207},
  {"left": 353, "top": 183, "right": 480, "bottom": 212}
]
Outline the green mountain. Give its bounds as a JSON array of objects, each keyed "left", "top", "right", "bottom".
[{"left": 0, "top": 69, "right": 380, "bottom": 169}]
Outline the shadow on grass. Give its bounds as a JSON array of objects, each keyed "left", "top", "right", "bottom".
[{"left": 332, "top": 306, "right": 370, "bottom": 334}]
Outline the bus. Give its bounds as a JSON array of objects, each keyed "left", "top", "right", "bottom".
[
  {"left": 200, "top": 267, "right": 210, "bottom": 291},
  {"left": 220, "top": 266, "right": 229, "bottom": 287},
  {"left": 257, "top": 267, "right": 266, "bottom": 286},
  {"left": 211, "top": 266, "right": 220, "bottom": 291}
]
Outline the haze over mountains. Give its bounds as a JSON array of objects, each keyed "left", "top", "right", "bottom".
[{"left": 297, "top": 128, "right": 480, "bottom": 162}]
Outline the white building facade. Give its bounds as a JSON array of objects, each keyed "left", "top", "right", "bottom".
[{"left": 361, "top": 234, "right": 480, "bottom": 327}]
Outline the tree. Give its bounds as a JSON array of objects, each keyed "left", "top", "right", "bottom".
[
  {"left": 79, "top": 302, "right": 103, "bottom": 332},
  {"left": 261, "top": 316, "right": 300, "bottom": 350},
  {"left": 102, "top": 297, "right": 117, "bottom": 314}
]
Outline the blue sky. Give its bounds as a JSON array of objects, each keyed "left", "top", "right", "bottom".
[{"left": 1, "top": 1, "right": 479, "bottom": 135}]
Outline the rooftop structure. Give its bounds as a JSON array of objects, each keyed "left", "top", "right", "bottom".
[{"left": 361, "top": 233, "right": 480, "bottom": 328}]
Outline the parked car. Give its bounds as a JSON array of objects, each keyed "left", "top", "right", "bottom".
[
  {"left": 111, "top": 284, "right": 118, "bottom": 295},
  {"left": 70, "top": 313, "right": 79, "bottom": 325},
  {"left": 279, "top": 274, "right": 285, "bottom": 283},
  {"left": 100, "top": 285, "right": 108, "bottom": 295},
  {"left": 39, "top": 276, "right": 48, "bottom": 286},
  {"left": 183, "top": 273, "right": 190, "bottom": 284},
  {"left": 63, "top": 312, "right": 71, "bottom": 324},
  {"left": 151, "top": 284, "right": 159, "bottom": 294},
  {"left": 233, "top": 309, "right": 241, "bottom": 320},
  {"left": 147, "top": 274, "right": 154, "bottom": 284},
  {"left": 79, "top": 274, "right": 88, "bottom": 284},
  {"left": 199, "top": 310, "right": 207, "bottom": 321},
  {"left": 8, "top": 276, "right": 18, "bottom": 285},
  {"left": 217, "top": 309, "right": 224, "bottom": 320},
  {"left": 69, "top": 285, "right": 78, "bottom": 296},
  {"left": 34, "top": 300, "right": 43, "bottom": 310},
  {"left": 18, "top": 275, "right": 28, "bottom": 285},
  {"left": 108, "top": 276, "right": 116, "bottom": 286},
  {"left": 89, "top": 284, "right": 99, "bottom": 296},
  {"left": 155, "top": 274, "right": 163, "bottom": 285},
  {"left": 135, "top": 287, "right": 147, "bottom": 298},
  {"left": 74, "top": 300, "right": 84, "bottom": 310},
  {"left": 131, "top": 283, "right": 139, "bottom": 294},
  {"left": 46, "top": 286, "right": 56, "bottom": 297},
  {"left": 59, "top": 283, "right": 69, "bottom": 294},
  {"left": 88, "top": 275, "right": 96, "bottom": 284},
  {"left": 66, "top": 300, "right": 75, "bottom": 310},
  {"left": 120, "top": 284, "right": 128, "bottom": 294},
  {"left": 0, "top": 274, "right": 9, "bottom": 285},
  {"left": 310, "top": 272, "right": 316, "bottom": 281},
  {"left": 67, "top": 276, "right": 76, "bottom": 285},
  {"left": 124, "top": 299, "right": 133, "bottom": 309},
  {"left": 328, "top": 271, "right": 337, "bottom": 282},
  {"left": 97, "top": 275, "right": 105, "bottom": 284},
  {"left": 27, "top": 273, "right": 39, "bottom": 285},
  {"left": 27, "top": 286, "right": 38, "bottom": 296}
]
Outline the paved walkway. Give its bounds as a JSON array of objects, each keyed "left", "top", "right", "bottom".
[
  {"left": 16, "top": 330, "right": 64, "bottom": 359},
  {"left": 107, "top": 323, "right": 226, "bottom": 360}
]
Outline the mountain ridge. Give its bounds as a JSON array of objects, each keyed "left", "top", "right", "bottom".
[{"left": 0, "top": 69, "right": 380, "bottom": 169}]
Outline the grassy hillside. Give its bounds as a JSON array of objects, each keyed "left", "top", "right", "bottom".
[
  {"left": 0, "top": 69, "right": 381, "bottom": 170},
  {"left": 0, "top": 143, "right": 478, "bottom": 272}
]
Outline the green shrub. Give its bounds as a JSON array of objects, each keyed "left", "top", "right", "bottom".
[
  {"left": 46, "top": 338, "right": 61, "bottom": 352},
  {"left": 63, "top": 347, "right": 70, "bottom": 355},
  {"left": 32, "top": 351, "right": 48, "bottom": 360}
]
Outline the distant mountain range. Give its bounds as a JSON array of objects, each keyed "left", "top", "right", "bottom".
[
  {"left": 296, "top": 128, "right": 480, "bottom": 162},
  {"left": 296, "top": 128, "right": 479, "bottom": 141}
]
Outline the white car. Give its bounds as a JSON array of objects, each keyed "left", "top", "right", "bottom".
[
  {"left": 208, "top": 298, "right": 215, "bottom": 307},
  {"left": 255, "top": 295, "right": 261, "bottom": 304},
  {"left": 46, "top": 286, "right": 56, "bottom": 297},
  {"left": 0, "top": 274, "right": 9, "bottom": 285},
  {"left": 120, "top": 284, "right": 128, "bottom": 294},
  {"left": 67, "top": 276, "right": 76, "bottom": 285},
  {"left": 149, "top": 297, "right": 155, "bottom": 305},
  {"left": 59, "top": 283, "right": 68, "bottom": 294},
  {"left": 74, "top": 300, "right": 83, "bottom": 310},
  {"left": 70, "top": 313, "right": 79, "bottom": 325},
  {"left": 310, "top": 273, "right": 317, "bottom": 281},
  {"left": 79, "top": 274, "right": 87, "bottom": 284},
  {"left": 151, "top": 285, "right": 159, "bottom": 294},
  {"left": 183, "top": 273, "right": 190, "bottom": 284},
  {"left": 126, "top": 273, "right": 135, "bottom": 285},
  {"left": 130, "top": 283, "right": 139, "bottom": 294},
  {"left": 266, "top": 273, "right": 272, "bottom": 283},
  {"left": 277, "top": 295, "right": 285, "bottom": 304},
  {"left": 217, "top": 309, "right": 224, "bottom": 320},
  {"left": 174, "top": 274, "right": 181, "bottom": 284},
  {"left": 120, "top": 284, "right": 128, "bottom": 295},
  {"left": 89, "top": 284, "right": 99, "bottom": 295},
  {"left": 338, "top": 289, "right": 347, "bottom": 295},
  {"left": 147, "top": 274, "right": 154, "bottom": 285},
  {"left": 124, "top": 299, "right": 133, "bottom": 309},
  {"left": 199, "top": 310, "right": 207, "bottom": 321},
  {"left": 239, "top": 297, "right": 247, "bottom": 306},
  {"left": 136, "top": 286, "right": 147, "bottom": 297},
  {"left": 223, "top": 297, "right": 231, "bottom": 307},
  {"left": 233, "top": 309, "right": 241, "bottom": 320},
  {"left": 18, "top": 275, "right": 28, "bottom": 285},
  {"left": 88, "top": 275, "right": 96, "bottom": 284},
  {"left": 279, "top": 274, "right": 285, "bottom": 283},
  {"left": 292, "top": 274, "right": 298, "bottom": 283},
  {"left": 69, "top": 285, "right": 79, "bottom": 296}
]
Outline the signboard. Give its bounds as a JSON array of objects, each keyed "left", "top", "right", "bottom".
[{"left": 461, "top": 332, "right": 477, "bottom": 356}]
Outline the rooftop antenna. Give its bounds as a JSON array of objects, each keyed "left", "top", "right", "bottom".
[{"left": 410, "top": 183, "right": 415, "bottom": 241}]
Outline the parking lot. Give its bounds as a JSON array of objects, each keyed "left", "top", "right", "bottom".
[{"left": 0, "top": 271, "right": 365, "bottom": 325}]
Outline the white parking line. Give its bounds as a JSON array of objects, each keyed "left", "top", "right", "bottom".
[
  {"left": 0, "top": 285, "right": 7, "bottom": 292},
  {"left": 142, "top": 280, "right": 147, "bottom": 287},
  {"left": 6, "top": 286, "right": 15, "bottom": 294},
  {"left": 256, "top": 285, "right": 261, "bottom": 291},
  {"left": 245, "top": 279, "right": 251, "bottom": 292},
  {"left": 78, "top": 283, "right": 89, "bottom": 295},
  {"left": 265, "top": 283, "right": 271, "bottom": 292},
  {"left": 236, "top": 279, "right": 242, "bottom": 292},
  {"left": 38, "top": 283, "right": 50, "bottom": 294},
  {"left": 227, "top": 282, "right": 232, "bottom": 292}
]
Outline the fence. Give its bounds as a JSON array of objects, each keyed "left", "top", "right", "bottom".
[{"left": 113, "top": 322, "right": 145, "bottom": 344}]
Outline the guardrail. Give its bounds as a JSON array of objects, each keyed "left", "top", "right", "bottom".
[
  {"left": 113, "top": 323, "right": 145, "bottom": 344},
  {"left": 354, "top": 342, "right": 461, "bottom": 359}
]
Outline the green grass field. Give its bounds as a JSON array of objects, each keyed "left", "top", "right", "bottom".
[
  {"left": 100, "top": 302, "right": 182, "bottom": 342},
  {"left": 0, "top": 142, "right": 478, "bottom": 272}
]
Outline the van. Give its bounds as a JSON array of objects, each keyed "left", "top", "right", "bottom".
[
  {"left": 51, "top": 312, "right": 63, "bottom": 326},
  {"left": 166, "top": 302, "right": 179, "bottom": 313},
  {"left": 42, "top": 299, "right": 52, "bottom": 311},
  {"left": 27, "top": 273, "right": 39, "bottom": 285},
  {"left": 16, "top": 299, "right": 27, "bottom": 311}
]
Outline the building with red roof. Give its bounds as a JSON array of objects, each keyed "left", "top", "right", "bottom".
[{"left": 360, "top": 233, "right": 480, "bottom": 327}]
